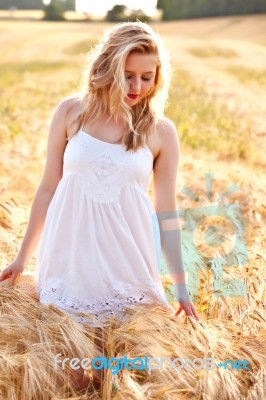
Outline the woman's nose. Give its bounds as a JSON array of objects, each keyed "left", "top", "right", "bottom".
[{"left": 130, "top": 77, "right": 141, "bottom": 92}]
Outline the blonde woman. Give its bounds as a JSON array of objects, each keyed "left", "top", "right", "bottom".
[{"left": 0, "top": 21, "right": 199, "bottom": 392}]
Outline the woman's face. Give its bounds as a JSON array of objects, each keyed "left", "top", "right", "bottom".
[{"left": 124, "top": 52, "right": 158, "bottom": 106}]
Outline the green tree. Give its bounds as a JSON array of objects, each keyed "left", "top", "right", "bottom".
[
  {"left": 0, "top": 0, "right": 43, "bottom": 9},
  {"left": 106, "top": 4, "right": 128, "bottom": 21},
  {"left": 61, "top": 0, "right": 75, "bottom": 11},
  {"left": 106, "top": 4, "right": 150, "bottom": 22},
  {"left": 43, "top": 0, "right": 65, "bottom": 21},
  {"left": 156, "top": 0, "right": 266, "bottom": 20}
]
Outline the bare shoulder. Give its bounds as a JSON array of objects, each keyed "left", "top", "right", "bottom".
[
  {"left": 54, "top": 94, "right": 80, "bottom": 117},
  {"left": 39, "top": 95, "right": 81, "bottom": 193},
  {"left": 52, "top": 94, "right": 82, "bottom": 138},
  {"left": 44, "top": 94, "right": 81, "bottom": 152},
  {"left": 63, "top": 94, "right": 84, "bottom": 139},
  {"left": 155, "top": 116, "right": 180, "bottom": 156}
]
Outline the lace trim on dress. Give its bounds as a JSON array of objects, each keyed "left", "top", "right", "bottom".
[{"left": 38, "top": 280, "right": 167, "bottom": 324}]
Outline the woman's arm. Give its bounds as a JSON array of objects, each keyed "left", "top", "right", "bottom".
[
  {"left": 153, "top": 117, "right": 199, "bottom": 320},
  {"left": 0, "top": 98, "right": 71, "bottom": 283}
]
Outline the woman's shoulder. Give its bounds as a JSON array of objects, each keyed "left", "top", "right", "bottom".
[
  {"left": 156, "top": 116, "right": 177, "bottom": 133},
  {"left": 155, "top": 116, "right": 179, "bottom": 148},
  {"left": 148, "top": 117, "right": 179, "bottom": 161},
  {"left": 54, "top": 94, "right": 84, "bottom": 137},
  {"left": 55, "top": 93, "right": 82, "bottom": 115}
]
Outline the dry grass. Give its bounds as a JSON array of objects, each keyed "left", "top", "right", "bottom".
[
  {"left": 225, "top": 66, "right": 266, "bottom": 86},
  {"left": 63, "top": 39, "right": 98, "bottom": 56},
  {"left": 0, "top": 272, "right": 265, "bottom": 399},
  {"left": 0, "top": 10, "right": 44, "bottom": 20},
  {"left": 0, "top": 10, "right": 96, "bottom": 21},
  {"left": 0, "top": 16, "right": 266, "bottom": 399},
  {"left": 167, "top": 68, "right": 254, "bottom": 160},
  {"left": 153, "top": 15, "right": 266, "bottom": 42},
  {"left": 187, "top": 46, "right": 238, "bottom": 59}
]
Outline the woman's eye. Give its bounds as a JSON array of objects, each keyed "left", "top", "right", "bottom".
[{"left": 126, "top": 76, "right": 151, "bottom": 81}]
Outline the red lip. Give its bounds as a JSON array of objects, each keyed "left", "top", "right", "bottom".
[{"left": 127, "top": 94, "right": 139, "bottom": 99}]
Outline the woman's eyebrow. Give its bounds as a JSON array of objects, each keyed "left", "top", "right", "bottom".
[{"left": 125, "top": 70, "right": 155, "bottom": 74}]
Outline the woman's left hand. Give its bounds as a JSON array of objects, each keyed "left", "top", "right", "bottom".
[{"left": 175, "top": 301, "right": 200, "bottom": 320}]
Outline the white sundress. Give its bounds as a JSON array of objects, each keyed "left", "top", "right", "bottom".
[{"left": 35, "top": 128, "right": 174, "bottom": 327}]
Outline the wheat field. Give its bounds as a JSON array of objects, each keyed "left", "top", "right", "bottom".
[{"left": 0, "top": 15, "right": 265, "bottom": 400}]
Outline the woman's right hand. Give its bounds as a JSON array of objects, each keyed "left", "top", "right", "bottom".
[{"left": 0, "top": 258, "right": 26, "bottom": 284}]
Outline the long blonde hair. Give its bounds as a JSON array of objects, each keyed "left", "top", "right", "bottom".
[{"left": 75, "top": 21, "right": 171, "bottom": 151}]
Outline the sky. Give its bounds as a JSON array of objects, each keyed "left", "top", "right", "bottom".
[{"left": 75, "top": 0, "right": 158, "bottom": 16}]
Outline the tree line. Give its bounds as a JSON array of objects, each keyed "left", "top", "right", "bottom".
[
  {"left": 1, "top": 0, "right": 266, "bottom": 20},
  {"left": 157, "top": 0, "right": 266, "bottom": 20},
  {"left": 0, "top": 0, "right": 75, "bottom": 10}
]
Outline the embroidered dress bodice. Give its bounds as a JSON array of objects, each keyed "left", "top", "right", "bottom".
[{"left": 35, "top": 129, "right": 173, "bottom": 327}]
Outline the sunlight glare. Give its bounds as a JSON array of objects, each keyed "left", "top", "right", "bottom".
[{"left": 75, "top": 0, "right": 157, "bottom": 16}]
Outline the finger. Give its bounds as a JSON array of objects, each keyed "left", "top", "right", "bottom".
[
  {"left": 180, "top": 303, "right": 191, "bottom": 314},
  {"left": 194, "top": 312, "right": 199, "bottom": 321},
  {"left": 183, "top": 305, "right": 196, "bottom": 318},
  {"left": 0, "top": 271, "right": 12, "bottom": 282},
  {"left": 188, "top": 305, "right": 199, "bottom": 321},
  {"left": 192, "top": 308, "right": 200, "bottom": 321},
  {"left": 175, "top": 306, "right": 183, "bottom": 316},
  {"left": 11, "top": 273, "right": 20, "bottom": 285},
  {"left": 0, "top": 272, "right": 7, "bottom": 282},
  {"left": 191, "top": 311, "right": 199, "bottom": 321}
]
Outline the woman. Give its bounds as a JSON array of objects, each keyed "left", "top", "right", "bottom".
[{"left": 0, "top": 21, "right": 198, "bottom": 392}]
